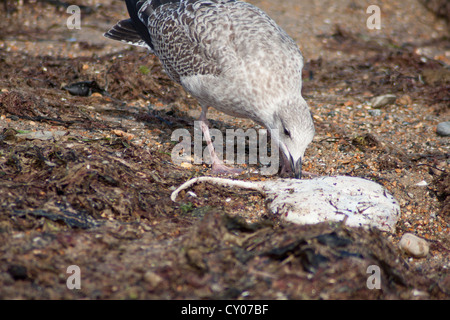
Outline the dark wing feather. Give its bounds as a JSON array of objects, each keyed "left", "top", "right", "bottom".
[{"left": 103, "top": 18, "right": 150, "bottom": 49}]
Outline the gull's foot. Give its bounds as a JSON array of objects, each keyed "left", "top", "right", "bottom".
[
  {"left": 301, "top": 170, "right": 319, "bottom": 177},
  {"left": 211, "top": 162, "right": 243, "bottom": 175}
]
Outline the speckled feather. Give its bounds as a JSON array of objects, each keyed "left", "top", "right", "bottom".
[{"left": 139, "top": 1, "right": 305, "bottom": 117}]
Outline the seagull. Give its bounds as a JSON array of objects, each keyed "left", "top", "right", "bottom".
[{"left": 104, "top": 0, "right": 314, "bottom": 178}]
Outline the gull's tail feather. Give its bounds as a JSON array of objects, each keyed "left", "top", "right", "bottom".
[{"left": 103, "top": 18, "right": 151, "bottom": 49}]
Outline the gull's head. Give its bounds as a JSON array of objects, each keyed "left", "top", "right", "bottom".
[{"left": 265, "top": 97, "right": 315, "bottom": 178}]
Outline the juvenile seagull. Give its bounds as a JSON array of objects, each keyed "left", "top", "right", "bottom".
[{"left": 105, "top": 0, "right": 315, "bottom": 178}]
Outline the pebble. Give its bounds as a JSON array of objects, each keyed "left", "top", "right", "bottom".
[
  {"left": 397, "top": 94, "right": 412, "bottom": 105},
  {"left": 398, "top": 233, "right": 429, "bottom": 258},
  {"left": 368, "top": 109, "right": 382, "bottom": 116},
  {"left": 436, "top": 121, "right": 450, "bottom": 136},
  {"left": 370, "top": 94, "right": 397, "bottom": 108},
  {"left": 415, "top": 180, "right": 428, "bottom": 187},
  {"left": 143, "top": 271, "right": 163, "bottom": 287},
  {"left": 180, "top": 162, "right": 193, "bottom": 169}
]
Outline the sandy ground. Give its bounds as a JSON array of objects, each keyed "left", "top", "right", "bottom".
[{"left": 0, "top": 0, "right": 448, "bottom": 299}]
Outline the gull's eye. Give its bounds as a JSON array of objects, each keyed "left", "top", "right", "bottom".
[{"left": 283, "top": 127, "right": 291, "bottom": 138}]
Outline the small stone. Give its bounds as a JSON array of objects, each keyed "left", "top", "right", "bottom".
[
  {"left": 415, "top": 180, "right": 428, "bottom": 187},
  {"left": 436, "top": 121, "right": 450, "bottom": 137},
  {"left": 397, "top": 94, "right": 412, "bottom": 105},
  {"left": 180, "top": 162, "right": 193, "bottom": 169},
  {"left": 111, "top": 129, "right": 135, "bottom": 140},
  {"left": 368, "top": 109, "right": 382, "bottom": 116},
  {"left": 370, "top": 94, "right": 397, "bottom": 108},
  {"left": 143, "top": 271, "right": 163, "bottom": 287},
  {"left": 399, "top": 233, "right": 429, "bottom": 258},
  {"left": 7, "top": 264, "right": 28, "bottom": 280}
]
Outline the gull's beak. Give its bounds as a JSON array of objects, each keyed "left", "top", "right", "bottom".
[{"left": 290, "top": 155, "right": 302, "bottom": 179}]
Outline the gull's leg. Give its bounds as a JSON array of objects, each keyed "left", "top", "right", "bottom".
[{"left": 199, "top": 108, "right": 242, "bottom": 174}]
